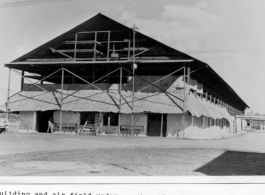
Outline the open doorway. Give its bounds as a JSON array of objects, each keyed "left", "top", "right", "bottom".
[
  {"left": 147, "top": 113, "right": 167, "bottom": 137},
  {"left": 37, "top": 111, "right": 54, "bottom": 133},
  {"left": 161, "top": 114, "right": 167, "bottom": 137}
]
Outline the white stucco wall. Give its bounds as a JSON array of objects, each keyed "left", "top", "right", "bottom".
[
  {"left": 167, "top": 113, "right": 233, "bottom": 139},
  {"left": 18, "top": 111, "right": 36, "bottom": 132}
]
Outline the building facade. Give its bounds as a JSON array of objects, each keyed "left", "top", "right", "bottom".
[{"left": 3, "top": 13, "right": 248, "bottom": 139}]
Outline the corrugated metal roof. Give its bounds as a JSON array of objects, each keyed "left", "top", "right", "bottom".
[{"left": 1, "top": 89, "right": 233, "bottom": 120}]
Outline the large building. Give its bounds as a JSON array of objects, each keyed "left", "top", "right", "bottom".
[{"left": 3, "top": 13, "right": 248, "bottom": 139}]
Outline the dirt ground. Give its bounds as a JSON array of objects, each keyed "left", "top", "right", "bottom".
[{"left": 0, "top": 132, "right": 265, "bottom": 176}]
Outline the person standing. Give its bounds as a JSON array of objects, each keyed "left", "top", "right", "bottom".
[{"left": 47, "top": 116, "right": 54, "bottom": 133}]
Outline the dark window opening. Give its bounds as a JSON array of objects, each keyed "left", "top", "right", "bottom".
[{"left": 103, "top": 113, "right": 118, "bottom": 126}]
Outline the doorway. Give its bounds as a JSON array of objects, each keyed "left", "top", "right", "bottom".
[
  {"left": 37, "top": 111, "right": 54, "bottom": 133},
  {"left": 147, "top": 114, "right": 167, "bottom": 137},
  {"left": 161, "top": 114, "right": 167, "bottom": 137}
]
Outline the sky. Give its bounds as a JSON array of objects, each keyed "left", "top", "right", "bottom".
[{"left": 0, "top": 0, "right": 265, "bottom": 114}]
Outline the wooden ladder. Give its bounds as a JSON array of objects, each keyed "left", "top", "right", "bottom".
[{"left": 79, "top": 113, "right": 101, "bottom": 135}]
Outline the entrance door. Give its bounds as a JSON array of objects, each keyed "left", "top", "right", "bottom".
[
  {"left": 37, "top": 111, "right": 54, "bottom": 133},
  {"left": 162, "top": 114, "right": 167, "bottom": 137},
  {"left": 147, "top": 114, "right": 162, "bottom": 136}
]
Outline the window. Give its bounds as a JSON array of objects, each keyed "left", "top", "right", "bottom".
[{"left": 103, "top": 113, "right": 118, "bottom": 126}]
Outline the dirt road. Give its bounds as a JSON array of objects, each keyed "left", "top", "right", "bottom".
[{"left": 0, "top": 132, "right": 264, "bottom": 176}]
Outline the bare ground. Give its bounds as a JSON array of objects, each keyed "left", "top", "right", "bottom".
[{"left": 0, "top": 132, "right": 265, "bottom": 176}]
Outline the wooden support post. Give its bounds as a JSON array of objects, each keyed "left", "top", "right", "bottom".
[
  {"left": 128, "top": 40, "right": 131, "bottom": 60},
  {"left": 183, "top": 113, "right": 185, "bottom": 137},
  {"left": 160, "top": 114, "right": 164, "bottom": 137},
  {"left": 74, "top": 33, "right": 78, "bottom": 60},
  {"left": 187, "top": 64, "right": 190, "bottom": 95},
  {"left": 108, "top": 115, "right": 110, "bottom": 126},
  {"left": 60, "top": 68, "right": 64, "bottom": 132},
  {"left": 131, "top": 25, "right": 136, "bottom": 136},
  {"left": 21, "top": 70, "right": 24, "bottom": 91},
  {"left": 100, "top": 112, "right": 103, "bottom": 134},
  {"left": 235, "top": 119, "right": 237, "bottom": 133},
  {"left": 94, "top": 32, "right": 97, "bottom": 59},
  {"left": 32, "top": 112, "right": 36, "bottom": 132},
  {"left": 107, "top": 31, "right": 110, "bottom": 59},
  {"left": 119, "top": 67, "right": 122, "bottom": 135},
  {"left": 205, "top": 92, "right": 208, "bottom": 102},
  {"left": 183, "top": 66, "right": 186, "bottom": 113},
  {"left": 187, "top": 64, "right": 190, "bottom": 85},
  {"left": 6, "top": 68, "right": 11, "bottom": 120}
]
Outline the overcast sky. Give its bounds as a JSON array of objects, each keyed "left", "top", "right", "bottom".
[{"left": 0, "top": 0, "right": 265, "bottom": 114}]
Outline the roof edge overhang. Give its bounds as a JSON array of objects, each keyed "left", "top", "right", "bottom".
[{"left": 5, "top": 59, "right": 193, "bottom": 66}]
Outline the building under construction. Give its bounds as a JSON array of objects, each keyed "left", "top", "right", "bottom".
[{"left": 2, "top": 13, "right": 249, "bottom": 139}]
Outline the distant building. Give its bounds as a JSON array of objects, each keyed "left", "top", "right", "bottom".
[{"left": 2, "top": 13, "right": 248, "bottom": 138}]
